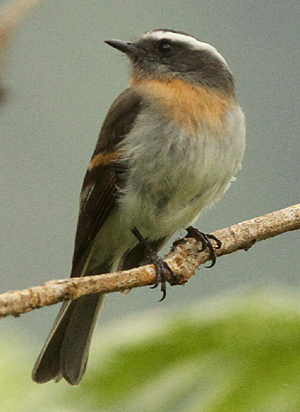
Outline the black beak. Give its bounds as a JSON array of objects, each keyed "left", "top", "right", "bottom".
[{"left": 105, "top": 39, "right": 136, "bottom": 55}]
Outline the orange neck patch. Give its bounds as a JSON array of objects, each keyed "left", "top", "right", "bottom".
[{"left": 130, "top": 77, "right": 232, "bottom": 134}]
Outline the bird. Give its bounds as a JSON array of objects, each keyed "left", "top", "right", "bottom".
[{"left": 32, "top": 29, "right": 246, "bottom": 385}]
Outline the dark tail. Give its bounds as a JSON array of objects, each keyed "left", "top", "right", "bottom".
[
  {"left": 32, "top": 236, "right": 169, "bottom": 385},
  {"left": 32, "top": 293, "right": 105, "bottom": 385}
]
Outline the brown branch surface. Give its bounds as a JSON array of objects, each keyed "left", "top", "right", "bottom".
[
  {"left": 0, "top": 0, "right": 41, "bottom": 100},
  {"left": 0, "top": 204, "right": 299, "bottom": 318}
]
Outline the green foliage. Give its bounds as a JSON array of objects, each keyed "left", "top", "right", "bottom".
[{"left": 2, "top": 289, "right": 300, "bottom": 411}]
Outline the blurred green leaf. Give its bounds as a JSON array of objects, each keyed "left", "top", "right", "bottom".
[{"left": 2, "top": 289, "right": 300, "bottom": 411}]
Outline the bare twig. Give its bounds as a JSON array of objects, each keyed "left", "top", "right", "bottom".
[
  {"left": 0, "top": 204, "right": 299, "bottom": 318},
  {"left": 0, "top": 0, "right": 41, "bottom": 100}
]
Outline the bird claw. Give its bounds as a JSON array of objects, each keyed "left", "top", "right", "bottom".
[
  {"left": 185, "top": 226, "right": 222, "bottom": 267},
  {"left": 152, "top": 258, "right": 175, "bottom": 301},
  {"left": 132, "top": 227, "right": 175, "bottom": 301}
]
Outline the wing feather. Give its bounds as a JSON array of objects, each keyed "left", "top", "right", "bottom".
[{"left": 70, "top": 88, "right": 143, "bottom": 277}]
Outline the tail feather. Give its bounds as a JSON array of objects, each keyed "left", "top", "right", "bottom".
[
  {"left": 32, "top": 236, "right": 169, "bottom": 385},
  {"left": 60, "top": 293, "right": 104, "bottom": 385},
  {"left": 32, "top": 293, "right": 104, "bottom": 385}
]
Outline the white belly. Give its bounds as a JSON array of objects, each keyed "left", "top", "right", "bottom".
[
  {"left": 85, "top": 102, "right": 245, "bottom": 274},
  {"left": 117, "top": 103, "right": 245, "bottom": 239}
]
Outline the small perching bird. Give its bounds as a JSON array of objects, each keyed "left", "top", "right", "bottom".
[{"left": 32, "top": 29, "right": 245, "bottom": 385}]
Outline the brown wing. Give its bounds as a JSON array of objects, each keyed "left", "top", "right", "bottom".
[{"left": 70, "top": 88, "right": 143, "bottom": 277}]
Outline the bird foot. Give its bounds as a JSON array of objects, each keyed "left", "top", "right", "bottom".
[
  {"left": 131, "top": 227, "right": 175, "bottom": 301},
  {"left": 185, "top": 226, "right": 222, "bottom": 268}
]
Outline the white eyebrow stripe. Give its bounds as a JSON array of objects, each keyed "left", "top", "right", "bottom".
[{"left": 143, "top": 30, "right": 228, "bottom": 67}]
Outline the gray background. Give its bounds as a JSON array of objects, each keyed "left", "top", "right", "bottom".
[{"left": 1, "top": 0, "right": 299, "bottom": 347}]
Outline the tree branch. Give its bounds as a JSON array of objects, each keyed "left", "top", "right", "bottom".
[
  {"left": 0, "top": 0, "right": 41, "bottom": 102},
  {"left": 0, "top": 204, "right": 299, "bottom": 319}
]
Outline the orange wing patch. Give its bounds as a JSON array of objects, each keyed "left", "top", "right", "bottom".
[
  {"left": 88, "top": 151, "right": 121, "bottom": 171},
  {"left": 131, "top": 77, "right": 232, "bottom": 134}
]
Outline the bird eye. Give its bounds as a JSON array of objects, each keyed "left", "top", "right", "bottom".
[{"left": 157, "top": 40, "right": 173, "bottom": 54}]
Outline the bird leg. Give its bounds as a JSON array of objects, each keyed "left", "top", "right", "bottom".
[{"left": 131, "top": 227, "right": 175, "bottom": 301}]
